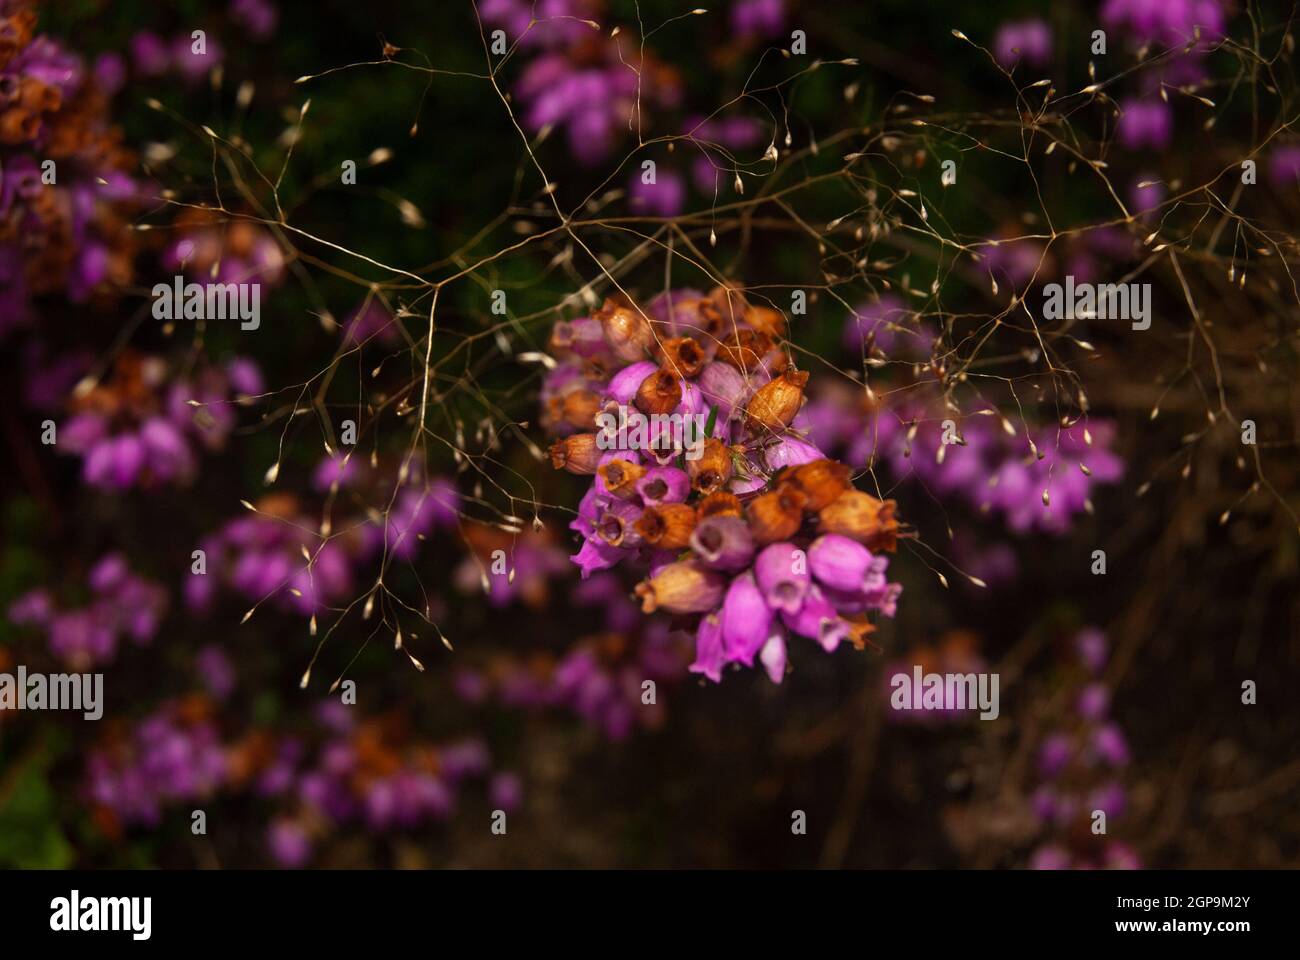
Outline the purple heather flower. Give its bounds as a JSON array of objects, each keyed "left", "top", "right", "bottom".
[
  {"left": 720, "top": 571, "right": 772, "bottom": 665},
  {"left": 689, "top": 515, "right": 755, "bottom": 571},
  {"left": 993, "top": 19, "right": 1053, "bottom": 69},
  {"left": 1077, "top": 683, "right": 1111, "bottom": 721},
  {"left": 1075, "top": 627, "right": 1109, "bottom": 674},
  {"left": 690, "top": 614, "right": 726, "bottom": 682},
  {"left": 1091, "top": 723, "right": 1131, "bottom": 767},
  {"left": 731, "top": 0, "right": 785, "bottom": 38},
  {"left": 1117, "top": 99, "right": 1173, "bottom": 150},
  {"left": 754, "top": 542, "right": 810, "bottom": 614},
  {"left": 808, "top": 533, "right": 879, "bottom": 594},
  {"left": 635, "top": 465, "right": 691, "bottom": 505},
  {"left": 489, "top": 772, "right": 524, "bottom": 813},
  {"left": 1267, "top": 145, "right": 1300, "bottom": 189},
  {"left": 268, "top": 819, "right": 312, "bottom": 867},
  {"left": 1038, "top": 733, "right": 1074, "bottom": 778},
  {"left": 231, "top": 0, "right": 279, "bottom": 40},
  {"left": 629, "top": 168, "right": 686, "bottom": 217},
  {"left": 779, "top": 585, "right": 851, "bottom": 652}
]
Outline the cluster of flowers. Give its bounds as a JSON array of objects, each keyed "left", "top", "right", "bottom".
[
  {"left": 162, "top": 207, "right": 287, "bottom": 290},
  {"left": 85, "top": 695, "right": 225, "bottom": 830},
  {"left": 543, "top": 286, "right": 903, "bottom": 683},
  {"left": 0, "top": 0, "right": 146, "bottom": 335},
  {"left": 881, "top": 631, "right": 990, "bottom": 725},
  {"left": 83, "top": 693, "right": 515, "bottom": 867},
  {"left": 127, "top": 0, "right": 279, "bottom": 85},
  {"left": 479, "top": 0, "right": 683, "bottom": 167},
  {"left": 8, "top": 553, "right": 167, "bottom": 669},
  {"left": 57, "top": 351, "right": 263, "bottom": 490},
  {"left": 1028, "top": 628, "right": 1139, "bottom": 870},
  {"left": 235, "top": 707, "right": 515, "bottom": 867},
  {"left": 805, "top": 297, "right": 1124, "bottom": 536},
  {"left": 187, "top": 465, "right": 460, "bottom": 618},
  {"left": 453, "top": 570, "right": 692, "bottom": 739}
]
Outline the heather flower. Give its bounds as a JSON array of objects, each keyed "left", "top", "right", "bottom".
[
  {"left": 1117, "top": 99, "right": 1173, "bottom": 150},
  {"left": 993, "top": 19, "right": 1052, "bottom": 69},
  {"left": 544, "top": 287, "right": 904, "bottom": 682}
]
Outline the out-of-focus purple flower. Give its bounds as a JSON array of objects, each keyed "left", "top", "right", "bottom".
[
  {"left": 993, "top": 19, "right": 1053, "bottom": 69},
  {"left": 231, "top": 0, "right": 279, "bottom": 40},
  {"left": 628, "top": 167, "right": 686, "bottom": 217},
  {"left": 1117, "top": 99, "right": 1173, "bottom": 150},
  {"left": 1268, "top": 145, "right": 1300, "bottom": 189},
  {"left": 268, "top": 819, "right": 312, "bottom": 867},
  {"left": 731, "top": 0, "right": 785, "bottom": 39}
]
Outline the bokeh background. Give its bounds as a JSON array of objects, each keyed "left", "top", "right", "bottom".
[{"left": 1, "top": 0, "right": 1297, "bottom": 868}]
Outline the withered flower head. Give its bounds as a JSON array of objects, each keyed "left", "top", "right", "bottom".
[
  {"left": 686, "top": 438, "right": 733, "bottom": 495},
  {"left": 559, "top": 389, "right": 602, "bottom": 431},
  {"left": 743, "top": 303, "right": 787, "bottom": 338},
  {"left": 818, "top": 490, "right": 899, "bottom": 552},
  {"left": 634, "top": 502, "right": 698, "bottom": 550},
  {"left": 597, "top": 459, "right": 646, "bottom": 499},
  {"left": 633, "top": 560, "right": 725, "bottom": 614},
  {"left": 746, "top": 485, "right": 808, "bottom": 543},
  {"left": 595, "top": 298, "right": 654, "bottom": 362},
  {"left": 548, "top": 433, "right": 602, "bottom": 475},
  {"left": 716, "top": 328, "right": 776, "bottom": 372},
  {"left": 697, "top": 490, "right": 743, "bottom": 520},
  {"left": 635, "top": 366, "right": 683, "bottom": 416},
  {"left": 658, "top": 335, "right": 707, "bottom": 379},
  {"left": 744, "top": 368, "right": 810, "bottom": 433},
  {"left": 783, "top": 458, "right": 853, "bottom": 511}
]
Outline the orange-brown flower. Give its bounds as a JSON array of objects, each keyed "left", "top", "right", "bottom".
[
  {"left": 595, "top": 298, "right": 654, "bottom": 362},
  {"left": 634, "top": 366, "right": 683, "bottom": 416},
  {"left": 597, "top": 459, "right": 646, "bottom": 499},
  {"left": 781, "top": 458, "right": 852, "bottom": 511},
  {"left": 745, "top": 368, "right": 809, "bottom": 433},
  {"left": 633, "top": 561, "right": 725, "bottom": 614},
  {"left": 686, "top": 438, "right": 733, "bottom": 495},
  {"left": 743, "top": 303, "right": 787, "bottom": 338},
  {"left": 634, "top": 502, "right": 698, "bottom": 550},
  {"left": 657, "top": 335, "right": 707, "bottom": 379},
  {"left": 697, "top": 490, "right": 743, "bottom": 520},
  {"left": 818, "top": 490, "right": 899, "bottom": 552},
  {"left": 558, "top": 389, "right": 602, "bottom": 431},
  {"left": 548, "top": 433, "right": 602, "bottom": 475},
  {"left": 716, "top": 328, "right": 776, "bottom": 372},
  {"left": 746, "top": 485, "right": 808, "bottom": 543}
]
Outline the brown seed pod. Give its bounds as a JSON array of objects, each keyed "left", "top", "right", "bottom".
[
  {"left": 548, "top": 433, "right": 602, "bottom": 475},
  {"left": 686, "top": 438, "right": 733, "bottom": 495},
  {"left": 744, "top": 368, "right": 810, "bottom": 433},
  {"left": 634, "top": 366, "right": 683, "bottom": 416},
  {"left": 818, "top": 490, "right": 899, "bottom": 552},
  {"left": 746, "top": 485, "right": 808, "bottom": 543},
  {"left": 697, "top": 490, "right": 743, "bottom": 520},
  {"left": 597, "top": 459, "right": 647, "bottom": 500},
  {"left": 657, "top": 336, "right": 707, "bottom": 379},
  {"left": 635, "top": 502, "right": 698, "bottom": 550},
  {"left": 785, "top": 458, "right": 853, "bottom": 511},
  {"left": 595, "top": 298, "right": 654, "bottom": 362}
]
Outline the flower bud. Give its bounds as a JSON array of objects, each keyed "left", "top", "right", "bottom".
[
  {"left": 658, "top": 336, "right": 707, "bottom": 379},
  {"left": 634, "top": 561, "right": 725, "bottom": 614},
  {"left": 635, "top": 502, "right": 698, "bottom": 550},
  {"left": 745, "top": 368, "right": 809, "bottom": 433},
  {"left": 686, "top": 438, "right": 733, "bottom": 495},
  {"left": 597, "top": 458, "right": 646, "bottom": 500},
  {"left": 548, "top": 433, "right": 602, "bottom": 474},
  {"left": 596, "top": 298, "right": 654, "bottom": 362},
  {"left": 689, "top": 515, "right": 754, "bottom": 571},
  {"left": 754, "top": 542, "right": 811, "bottom": 614},
  {"left": 746, "top": 485, "right": 808, "bottom": 543},
  {"left": 635, "top": 366, "right": 683, "bottom": 416},
  {"left": 817, "top": 490, "right": 899, "bottom": 552}
]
